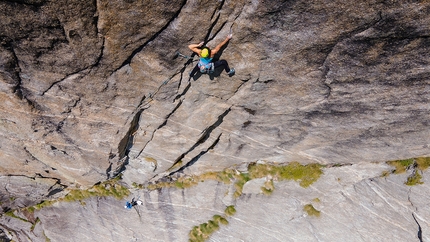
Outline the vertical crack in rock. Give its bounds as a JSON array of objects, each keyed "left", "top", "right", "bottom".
[
  {"left": 136, "top": 99, "right": 183, "bottom": 159},
  {"left": 323, "top": 83, "right": 332, "bottom": 99},
  {"left": 169, "top": 107, "right": 231, "bottom": 172},
  {"left": 170, "top": 133, "right": 221, "bottom": 175},
  {"left": 41, "top": 41, "right": 105, "bottom": 95},
  {"left": 41, "top": 72, "right": 83, "bottom": 96},
  {"left": 90, "top": 0, "right": 105, "bottom": 70},
  {"left": 205, "top": 14, "right": 228, "bottom": 43},
  {"left": 408, "top": 188, "right": 423, "bottom": 242},
  {"left": 412, "top": 213, "right": 423, "bottom": 242},
  {"left": 34, "top": 173, "right": 67, "bottom": 197},
  {"left": 156, "top": 99, "right": 183, "bottom": 130},
  {"left": 113, "top": 108, "right": 146, "bottom": 178},
  {"left": 115, "top": 0, "right": 188, "bottom": 72},
  {"left": 210, "top": 0, "right": 225, "bottom": 20},
  {"left": 201, "top": 0, "right": 230, "bottom": 44},
  {"left": 6, "top": 42, "right": 29, "bottom": 104},
  {"left": 174, "top": 80, "right": 191, "bottom": 101},
  {"left": 94, "top": 37, "right": 105, "bottom": 68}
]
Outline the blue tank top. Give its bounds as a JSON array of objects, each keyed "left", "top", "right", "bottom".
[{"left": 198, "top": 57, "right": 213, "bottom": 67}]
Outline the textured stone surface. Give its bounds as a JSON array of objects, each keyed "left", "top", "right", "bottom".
[
  {"left": 0, "top": 0, "right": 430, "bottom": 241},
  {"left": 1, "top": 165, "right": 428, "bottom": 242}
]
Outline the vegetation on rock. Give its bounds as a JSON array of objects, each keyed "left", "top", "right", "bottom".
[
  {"left": 189, "top": 206, "right": 235, "bottom": 242},
  {"left": 386, "top": 157, "right": 430, "bottom": 186},
  {"left": 145, "top": 161, "right": 324, "bottom": 197},
  {"left": 303, "top": 204, "right": 321, "bottom": 217}
]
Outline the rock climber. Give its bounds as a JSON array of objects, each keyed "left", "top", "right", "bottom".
[
  {"left": 124, "top": 197, "right": 142, "bottom": 210},
  {"left": 188, "top": 33, "right": 235, "bottom": 77}
]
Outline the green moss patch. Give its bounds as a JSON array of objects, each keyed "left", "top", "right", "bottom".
[
  {"left": 405, "top": 172, "right": 423, "bottom": 186},
  {"left": 146, "top": 161, "right": 323, "bottom": 199},
  {"left": 303, "top": 204, "right": 321, "bottom": 217},
  {"left": 62, "top": 179, "right": 130, "bottom": 202},
  {"left": 30, "top": 217, "right": 40, "bottom": 231},
  {"left": 248, "top": 162, "right": 323, "bottom": 188},
  {"left": 233, "top": 173, "right": 251, "bottom": 198},
  {"left": 19, "top": 175, "right": 131, "bottom": 214},
  {"left": 387, "top": 159, "right": 414, "bottom": 174},
  {"left": 224, "top": 205, "right": 236, "bottom": 217},
  {"left": 189, "top": 214, "right": 228, "bottom": 242},
  {"left": 386, "top": 157, "right": 430, "bottom": 186},
  {"left": 416, "top": 157, "right": 430, "bottom": 170},
  {"left": 4, "top": 210, "right": 29, "bottom": 223},
  {"left": 189, "top": 211, "right": 232, "bottom": 242}
]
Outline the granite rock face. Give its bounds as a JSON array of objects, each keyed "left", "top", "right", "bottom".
[
  {"left": 0, "top": 0, "right": 429, "bottom": 241},
  {"left": 1, "top": 163, "right": 429, "bottom": 242}
]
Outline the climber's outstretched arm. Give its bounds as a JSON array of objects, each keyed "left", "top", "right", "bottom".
[
  {"left": 188, "top": 42, "right": 204, "bottom": 55},
  {"left": 210, "top": 34, "right": 232, "bottom": 57}
]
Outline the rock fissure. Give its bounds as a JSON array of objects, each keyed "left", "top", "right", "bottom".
[
  {"left": 412, "top": 213, "right": 423, "bottom": 242},
  {"left": 113, "top": 108, "right": 147, "bottom": 178},
  {"left": 174, "top": 80, "right": 191, "bottom": 101},
  {"left": 170, "top": 133, "right": 222, "bottom": 176},
  {"left": 157, "top": 100, "right": 183, "bottom": 130},
  {"left": 230, "top": 78, "right": 250, "bottom": 98},
  {"left": 169, "top": 107, "right": 231, "bottom": 171},
  {"left": 135, "top": 99, "right": 183, "bottom": 159},
  {"left": 210, "top": 0, "right": 225, "bottom": 21},
  {"left": 205, "top": 15, "right": 228, "bottom": 44},
  {"left": 23, "top": 147, "right": 44, "bottom": 166},
  {"left": 115, "top": 0, "right": 188, "bottom": 73},
  {"left": 5, "top": 42, "right": 29, "bottom": 103}
]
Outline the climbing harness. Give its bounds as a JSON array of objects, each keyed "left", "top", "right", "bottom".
[
  {"left": 198, "top": 62, "right": 214, "bottom": 74},
  {"left": 198, "top": 56, "right": 214, "bottom": 74}
]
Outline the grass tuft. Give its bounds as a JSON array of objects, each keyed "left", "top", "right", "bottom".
[
  {"left": 405, "top": 172, "right": 423, "bottom": 186},
  {"left": 416, "top": 157, "right": 430, "bottom": 170},
  {"left": 385, "top": 157, "right": 430, "bottom": 185},
  {"left": 188, "top": 213, "right": 230, "bottom": 242},
  {"left": 224, "top": 205, "right": 236, "bottom": 217},
  {"left": 248, "top": 162, "right": 323, "bottom": 188},
  {"left": 261, "top": 179, "right": 274, "bottom": 196},
  {"left": 303, "top": 204, "right": 321, "bottom": 217},
  {"left": 4, "top": 210, "right": 29, "bottom": 223},
  {"left": 30, "top": 217, "right": 40, "bottom": 231},
  {"left": 387, "top": 159, "right": 414, "bottom": 174}
]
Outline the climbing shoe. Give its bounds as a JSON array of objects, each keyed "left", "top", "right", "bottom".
[{"left": 228, "top": 68, "right": 235, "bottom": 76}]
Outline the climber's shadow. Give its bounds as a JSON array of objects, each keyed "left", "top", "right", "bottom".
[{"left": 190, "top": 67, "right": 224, "bottom": 81}]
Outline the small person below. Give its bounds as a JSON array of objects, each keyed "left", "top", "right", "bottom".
[
  {"left": 188, "top": 34, "right": 235, "bottom": 77},
  {"left": 124, "top": 198, "right": 142, "bottom": 210}
]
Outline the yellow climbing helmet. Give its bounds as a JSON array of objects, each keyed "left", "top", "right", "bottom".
[{"left": 201, "top": 48, "right": 210, "bottom": 58}]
